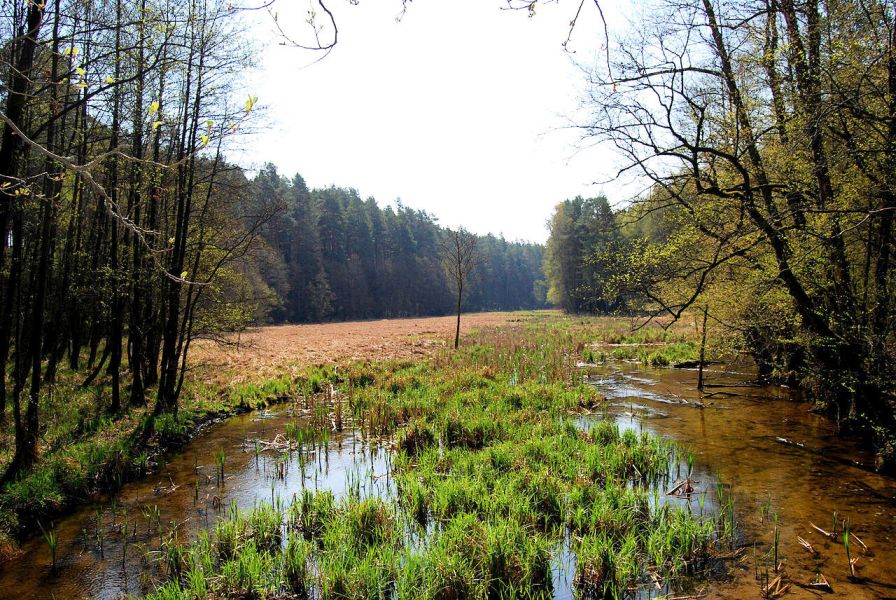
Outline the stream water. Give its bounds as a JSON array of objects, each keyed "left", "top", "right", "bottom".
[
  {"left": 589, "top": 362, "right": 896, "bottom": 599},
  {"left": 0, "top": 361, "right": 893, "bottom": 599}
]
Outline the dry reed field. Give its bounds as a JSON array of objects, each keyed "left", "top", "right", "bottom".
[{"left": 189, "top": 312, "right": 538, "bottom": 383}]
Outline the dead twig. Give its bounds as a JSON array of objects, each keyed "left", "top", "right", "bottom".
[
  {"left": 806, "top": 573, "right": 832, "bottom": 592},
  {"left": 667, "top": 479, "right": 695, "bottom": 496},
  {"left": 810, "top": 522, "right": 835, "bottom": 539},
  {"left": 762, "top": 574, "right": 791, "bottom": 598},
  {"left": 797, "top": 536, "right": 815, "bottom": 554}
]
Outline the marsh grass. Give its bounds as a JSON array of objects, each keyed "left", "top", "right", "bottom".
[
  {"left": 214, "top": 449, "right": 226, "bottom": 486},
  {"left": 0, "top": 310, "right": 723, "bottom": 557},
  {"left": 38, "top": 521, "right": 58, "bottom": 572},
  {"left": 143, "top": 317, "right": 731, "bottom": 599},
  {"left": 843, "top": 519, "right": 857, "bottom": 578}
]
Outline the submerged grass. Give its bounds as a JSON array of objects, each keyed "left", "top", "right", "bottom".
[{"left": 143, "top": 316, "right": 730, "bottom": 599}]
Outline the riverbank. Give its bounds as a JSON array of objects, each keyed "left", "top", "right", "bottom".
[{"left": 0, "top": 364, "right": 309, "bottom": 555}]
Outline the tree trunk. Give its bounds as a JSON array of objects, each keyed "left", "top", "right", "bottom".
[
  {"left": 106, "top": 0, "right": 124, "bottom": 414},
  {"left": 0, "top": 0, "right": 46, "bottom": 423},
  {"left": 454, "top": 282, "right": 462, "bottom": 350}
]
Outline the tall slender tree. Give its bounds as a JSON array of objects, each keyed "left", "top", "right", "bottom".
[{"left": 440, "top": 228, "right": 478, "bottom": 350}]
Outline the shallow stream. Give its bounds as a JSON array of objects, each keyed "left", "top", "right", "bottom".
[
  {"left": 0, "top": 361, "right": 894, "bottom": 599},
  {"left": 588, "top": 362, "right": 896, "bottom": 599}
]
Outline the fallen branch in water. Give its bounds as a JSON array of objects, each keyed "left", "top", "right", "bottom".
[
  {"left": 703, "top": 391, "right": 738, "bottom": 398},
  {"left": 810, "top": 522, "right": 836, "bottom": 540},
  {"left": 702, "top": 382, "right": 762, "bottom": 388},
  {"left": 762, "top": 574, "right": 791, "bottom": 598},
  {"left": 805, "top": 573, "right": 832, "bottom": 593},
  {"left": 667, "top": 479, "right": 695, "bottom": 496},
  {"left": 712, "top": 546, "right": 746, "bottom": 560},
  {"left": 797, "top": 536, "right": 815, "bottom": 554},
  {"left": 774, "top": 438, "right": 878, "bottom": 474},
  {"left": 665, "top": 589, "right": 707, "bottom": 600}
]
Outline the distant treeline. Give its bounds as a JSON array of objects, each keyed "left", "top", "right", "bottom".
[
  {"left": 247, "top": 164, "right": 548, "bottom": 323},
  {"left": 543, "top": 196, "right": 619, "bottom": 315}
]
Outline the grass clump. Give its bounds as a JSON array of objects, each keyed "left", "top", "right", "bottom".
[
  {"left": 575, "top": 532, "right": 639, "bottom": 598},
  {"left": 219, "top": 541, "right": 279, "bottom": 597},
  {"left": 441, "top": 410, "right": 502, "bottom": 449},
  {"left": 282, "top": 535, "right": 313, "bottom": 595},
  {"left": 317, "top": 495, "right": 397, "bottom": 554},
  {"left": 248, "top": 502, "right": 283, "bottom": 553},
  {"left": 397, "top": 513, "right": 552, "bottom": 600},
  {"left": 289, "top": 489, "right": 335, "bottom": 541},
  {"left": 214, "top": 505, "right": 249, "bottom": 560},
  {"left": 395, "top": 418, "right": 436, "bottom": 456}
]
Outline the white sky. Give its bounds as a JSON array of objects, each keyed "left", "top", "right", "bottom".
[{"left": 235, "top": 0, "right": 634, "bottom": 244}]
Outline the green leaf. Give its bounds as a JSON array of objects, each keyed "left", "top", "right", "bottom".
[{"left": 148, "top": 101, "right": 160, "bottom": 115}]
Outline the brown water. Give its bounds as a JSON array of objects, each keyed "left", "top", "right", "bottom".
[
  {"left": 0, "top": 362, "right": 894, "bottom": 599},
  {"left": 589, "top": 362, "right": 896, "bottom": 599},
  {"left": 0, "top": 404, "right": 392, "bottom": 599}
]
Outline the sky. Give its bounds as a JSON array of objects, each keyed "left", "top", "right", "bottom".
[{"left": 234, "top": 0, "right": 635, "bottom": 244}]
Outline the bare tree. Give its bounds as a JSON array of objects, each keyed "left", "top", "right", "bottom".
[{"left": 440, "top": 228, "right": 478, "bottom": 350}]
